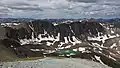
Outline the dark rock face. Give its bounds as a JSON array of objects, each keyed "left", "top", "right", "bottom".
[{"left": 1, "top": 20, "right": 120, "bottom": 68}]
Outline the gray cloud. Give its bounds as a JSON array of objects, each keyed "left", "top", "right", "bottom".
[
  {"left": 0, "top": 1, "right": 31, "bottom": 7},
  {"left": 67, "top": 0, "right": 98, "bottom": 3},
  {"left": 0, "top": 0, "right": 119, "bottom": 18},
  {"left": 8, "top": 6, "right": 43, "bottom": 11},
  {"left": 0, "top": 6, "right": 11, "bottom": 17},
  {"left": 0, "top": 8, "right": 9, "bottom": 13},
  {"left": 0, "top": 13, "right": 8, "bottom": 17},
  {"left": 7, "top": 2, "right": 31, "bottom": 6}
]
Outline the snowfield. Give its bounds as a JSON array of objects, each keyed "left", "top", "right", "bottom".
[{"left": 0, "top": 57, "right": 111, "bottom": 68}]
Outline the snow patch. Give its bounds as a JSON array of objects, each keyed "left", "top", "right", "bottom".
[
  {"left": 65, "top": 45, "right": 71, "bottom": 48},
  {"left": 110, "top": 43, "right": 117, "bottom": 48},
  {"left": 88, "top": 34, "right": 119, "bottom": 44},
  {"left": 72, "top": 36, "right": 82, "bottom": 45},
  {"left": 45, "top": 50, "right": 55, "bottom": 54},
  {"left": 95, "top": 55, "right": 104, "bottom": 65},
  {"left": 111, "top": 30, "right": 114, "bottom": 34},
  {"left": 55, "top": 33, "right": 60, "bottom": 41},
  {"left": 53, "top": 23, "right": 58, "bottom": 26},
  {"left": 1, "top": 23, "right": 20, "bottom": 27},
  {"left": 78, "top": 47, "right": 85, "bottom": 52},
  {"left": 73, "top": 49, "right": 77, "bottom": 51},
  {"left": 109, "top": 55, "right": 116, "bottom": 61},
  {"left": 30, "top": 49, "right": 40, "bottom": 51},
  {"left": 58, "top": 42, "right": 65, "bottom": 48},
  {"left": 64, "top": 37, "right": 69, "bottom": 43},
  {"left": 46, "top": 42, "right": 52, "bottom": 46}
]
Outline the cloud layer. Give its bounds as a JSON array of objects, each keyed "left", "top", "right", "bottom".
[{"left": 0, "top": 0, "right": 119, "bottom": 19}]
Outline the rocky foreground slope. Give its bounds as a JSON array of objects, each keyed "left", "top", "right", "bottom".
[
  {"left": 0, "top": 57, "right": 111, "bottom": 68},
  {"left": 0, "top": 20, "right": 120, "bottom": 68}
]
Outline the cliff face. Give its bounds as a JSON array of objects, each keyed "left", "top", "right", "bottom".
[{"left": 1, "top": 20, "right": 120, "bottom": 68}]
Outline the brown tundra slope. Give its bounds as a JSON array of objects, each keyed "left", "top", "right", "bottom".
[{"left": 0, "top": 26, "right": 18, "bottom": 61}]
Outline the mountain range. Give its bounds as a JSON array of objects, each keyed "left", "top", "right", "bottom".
[{"left": 0, "top": 19, "right": 120, "bottom": 68}]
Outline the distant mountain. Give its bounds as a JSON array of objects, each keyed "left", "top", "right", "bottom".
[
  {"left": 0, "top": 18, "right": 34, "bottom": 23},
  {"left": 96, "top": 18, "right": 120, "bottom": 23},
  {"left": 0, "top": 18, "right": 120, "bottom": 23},
  {"left": 1, "top": 19, "right": 120, "bottom": 68}
]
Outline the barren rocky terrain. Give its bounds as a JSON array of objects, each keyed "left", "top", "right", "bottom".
[{"left": 0, "top": 57, "right": 111, "bottom": 68}]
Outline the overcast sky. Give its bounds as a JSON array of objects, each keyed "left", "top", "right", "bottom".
[{"left": 0, "top": 0, "right": 120, "bottom": 19}]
